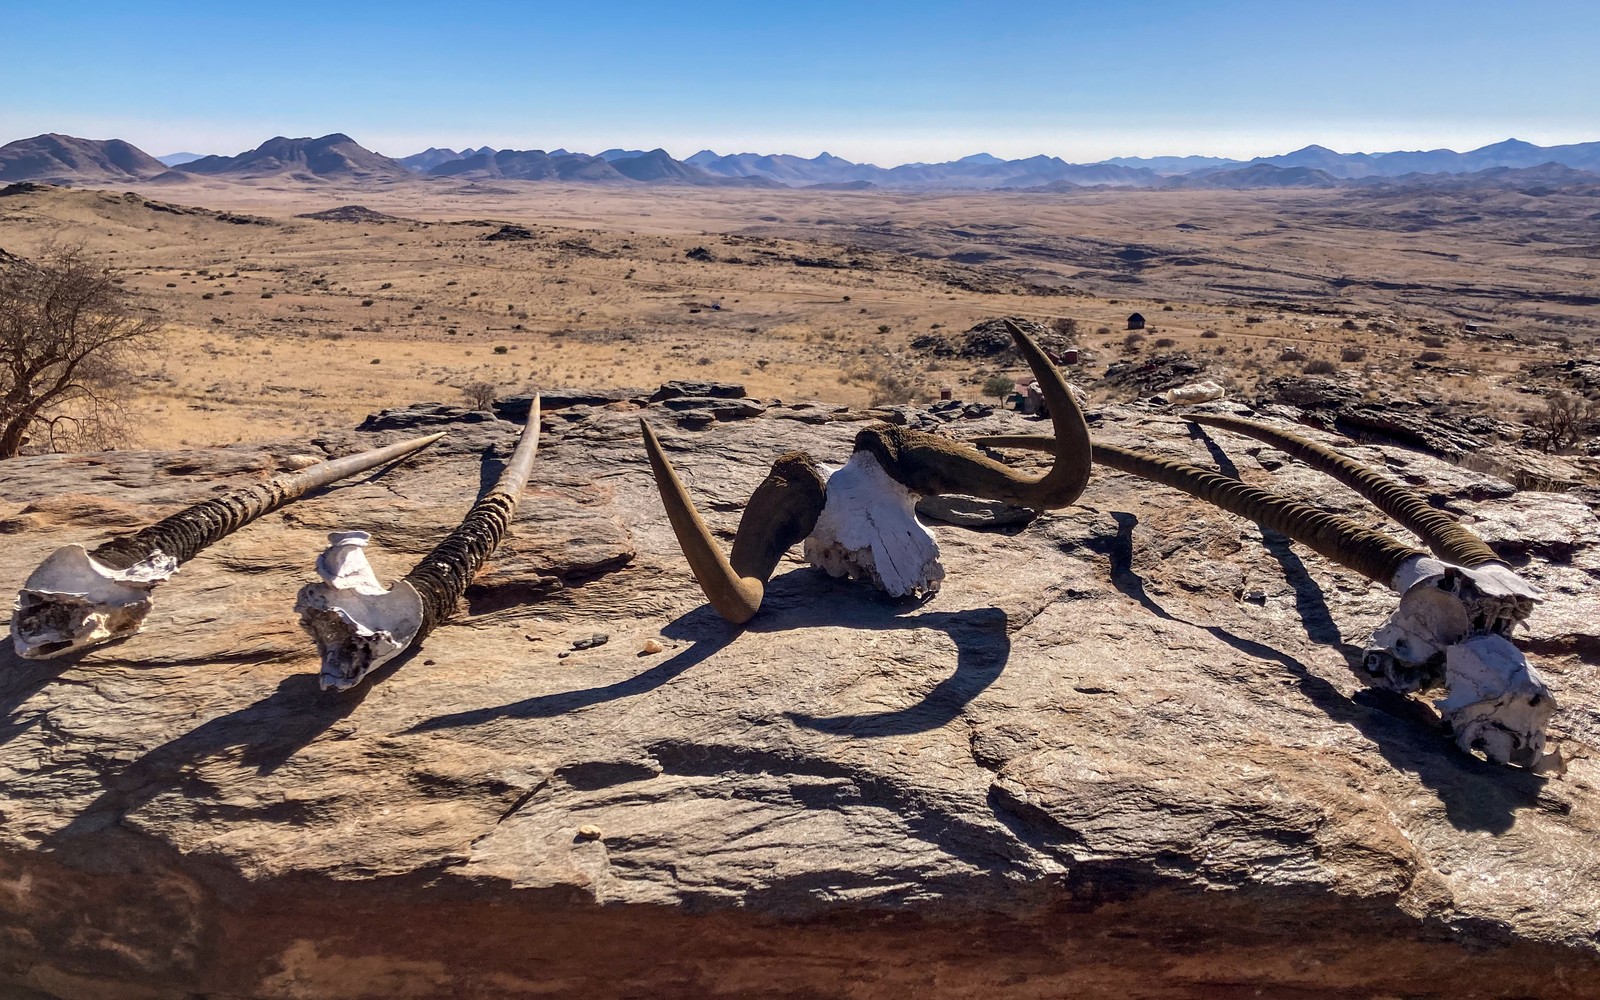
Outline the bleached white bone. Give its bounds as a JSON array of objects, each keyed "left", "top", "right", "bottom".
[
  {"left": 803, "top": 451, "right": 945, "bottom": 598},
  {"left": 10, "top": 545, "right": 177, "bottom": 658},
  {"left": 1438, "top": 634, "right": 1558, "bottom": 771},
  {"left": 1391, "top": 555, "right": 1544, "bottom": 602},
  {"left": 1363, "top": 555, "right": 1556, "bottom": 768},
  {"left": 294, "top": 531, "right": 424, "bottom": 692}
]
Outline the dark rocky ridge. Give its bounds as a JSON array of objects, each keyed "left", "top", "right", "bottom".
[{"left": 1, "top": 397, "right": 1597, "bottom": 998}]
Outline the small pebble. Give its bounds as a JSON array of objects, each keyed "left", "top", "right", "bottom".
[
  {"left": 640, "top": 639, "right": 664, "bottom": 655},
  {"left": 572, "top": 633, "right": 609, "bottom": 651},
  {"left": 576, "top": 825, "right": 603, "bottom": 840},
  {"left": 423, "top": 659, "right": 435, "bottom": 666},
  {"left": 557, "top": 651, "right": 570, "bottom": 659}
]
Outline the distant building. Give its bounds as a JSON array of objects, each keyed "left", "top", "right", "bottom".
[{"left": 1127, "top": 312, "right": 1146, "bottom": 331}]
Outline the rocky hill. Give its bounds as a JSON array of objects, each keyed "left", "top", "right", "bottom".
[
  {"left": 174, "top": 133, "right": 414, "bottom": 182},
  {"left": 0, "top": 133, "right": 165, "bottom": 184},
  {"left": 2, "top": 394, "right": 1597, "bottom": 997}
]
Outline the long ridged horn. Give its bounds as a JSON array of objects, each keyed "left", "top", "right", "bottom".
[
  {"left": 405, "top": 400, "right": 541, "bottom": 638},
  {"left": 1184, "top": 413, "right": 1504, "bottom": 569},
  {"left": 854, "top": 320, "right": 1091, "bottom": 508},
  {"left": 641, "top": 419, "right": 826, "bottom": 624},
  {"left": 980, "top": 436, "right": 1423, "bottom": 585},
  {"left": 90, "top": 433, "right": 447, "bottom": 569},
  {"left": 298, "top": 401, "right": 542, "bottom": 690},
  {"left": 11, "top": 432, "right": 445, "bottom": 659}
]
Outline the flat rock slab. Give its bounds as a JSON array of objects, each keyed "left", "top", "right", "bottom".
[{"left": 1, "top": 403, "right": 1599, "bottom": 999}]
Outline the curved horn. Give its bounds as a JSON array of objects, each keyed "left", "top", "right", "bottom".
[
  {"left": 300, "top": 401, "right": 543, "bottom": 690},
  {"left": 854, "top": 320, "right": 1091, "bottom": 508},
  {"left": 641, "top": 419, "right": 826, "bottom": 624},
  {"left": 980, "top": 436, "right": 1423, "bottom": 585},
  {"left": 1185, "top": 413, "right": 1503, "bottom": 569},
  {"left": 12, "top": 431, "right": 445, "bottom": 659}
]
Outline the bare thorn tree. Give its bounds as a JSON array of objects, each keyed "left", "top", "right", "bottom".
[
  {"left": 1525, "top": 391, "right": 1598, "bottom": 454},
  {"left": 460, "top": 381, "right": 498, "bottom": 411},
  {"left": 0, "top": 243, "right": 159, "bottom": 459}
]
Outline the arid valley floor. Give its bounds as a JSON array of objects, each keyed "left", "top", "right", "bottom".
[
  {"left": 3, "top": 175, "right": 1597, "bottom": 451},
  {"left": 6, "top": 171, "right": 1600, "bottom": 997}
]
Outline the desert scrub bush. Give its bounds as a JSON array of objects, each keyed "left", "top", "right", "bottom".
[
  {"left": 1418, "top": 350, "right": 1448, "bottom": 362},
  {"left": 1420, "top": 335, "right": 1447, "bottom": 348},
  {"left": 1050, "top": 317, "right": 1079, "bottom": 339},
  {"left": 1200, "top": 330, "right": 1219, "bottom": 339},
  {"left": 1154, "top": 337, "right": 1177, "bottom": 349},
  {"left": 1303, "top": 359, "right": 1338, "bottom": 375},
  {"left": 868, "top": 372, "right": 915, "bottom": 406},
  {"left": 1277, "top": 348, "right": 1307, "bottom": 362},
  {"left": 1123, "top": 332, "right": 1146, "bottom": 351},
  {"left": 1340, "top": 347, "right": 1367, "bottom": 362},
  {"left": 493, "top": 345, "right": 509, "bottom": 354},
  {"left": 982, "top": 373, "right": 1016, "bottom": 403}
]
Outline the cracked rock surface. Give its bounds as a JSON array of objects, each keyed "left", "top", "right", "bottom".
[{"left": 1, "top": 400, "right": 1598, "bottom": 999}]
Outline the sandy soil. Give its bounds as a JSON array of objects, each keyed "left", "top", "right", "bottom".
[{"left": 0, "top": 176, "right": 1593, "bottom": 449}]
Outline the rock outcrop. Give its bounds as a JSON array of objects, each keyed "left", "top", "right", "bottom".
[{"left": 2, "top": 398, "right": 1598, "bottom": 998}]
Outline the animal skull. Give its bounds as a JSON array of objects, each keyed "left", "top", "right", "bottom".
[
  {"left": 802, "top": 452, "right": 945, "bottom": 598},
  {"left": 1364, "top": 555, "right": 1555, "bottom": 769},
  {"left": 295, "top": 532, "right": 425, "bottom": 692},
  {"left": 10, "top": 545, "right": 176, "bottom": 658}
]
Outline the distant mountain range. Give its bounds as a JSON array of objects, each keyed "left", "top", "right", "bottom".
[{"left": 3, "top": 132, "right": 1597, "bottom": 192}]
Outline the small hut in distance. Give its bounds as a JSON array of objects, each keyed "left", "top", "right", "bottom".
[{"left": 1126, "top": 312, "right": 1146, "bottom": 331}]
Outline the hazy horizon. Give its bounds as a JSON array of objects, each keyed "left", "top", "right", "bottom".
[
  {"left": 6, "top": 127, "right": 1599, "bottom": 171},
  {"left": 4, "top": 0, "right": 1597, "bottom": 166}
]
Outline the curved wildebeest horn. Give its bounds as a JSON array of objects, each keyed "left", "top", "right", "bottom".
[
  {"left": 1182, "top": 413, "right": 1504, "bottom": 569},
  {"left": 11, "top": 432, "right": 446, "bottom": 659},
  {"left": 297, "top": 401, "right": 542, "bottom": 690},
  {"left": 641, "top": 419, "right": 826, "bottom": 624},
  {"left": 641, "top": 320, "right": 1089, "bottom": 623},
  {"left": 853, "top": 320, "right": 1092, "bottom": 507},
  {"left": 977, "top": 436, "right": 1424, "bottom": 584}
]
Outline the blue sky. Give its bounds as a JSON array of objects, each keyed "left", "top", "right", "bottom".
[{"left": 2, "top": 1, "right": 1596, "bottom": 163}]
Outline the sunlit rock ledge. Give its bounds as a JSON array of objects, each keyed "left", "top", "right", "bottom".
[{"left": 1, "top": 397, "right": 1597, "bottom": 998}]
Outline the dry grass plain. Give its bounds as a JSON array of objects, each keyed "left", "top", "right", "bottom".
[{"left": 1, "top": 175, "right": 1595, "bottom": 448}]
